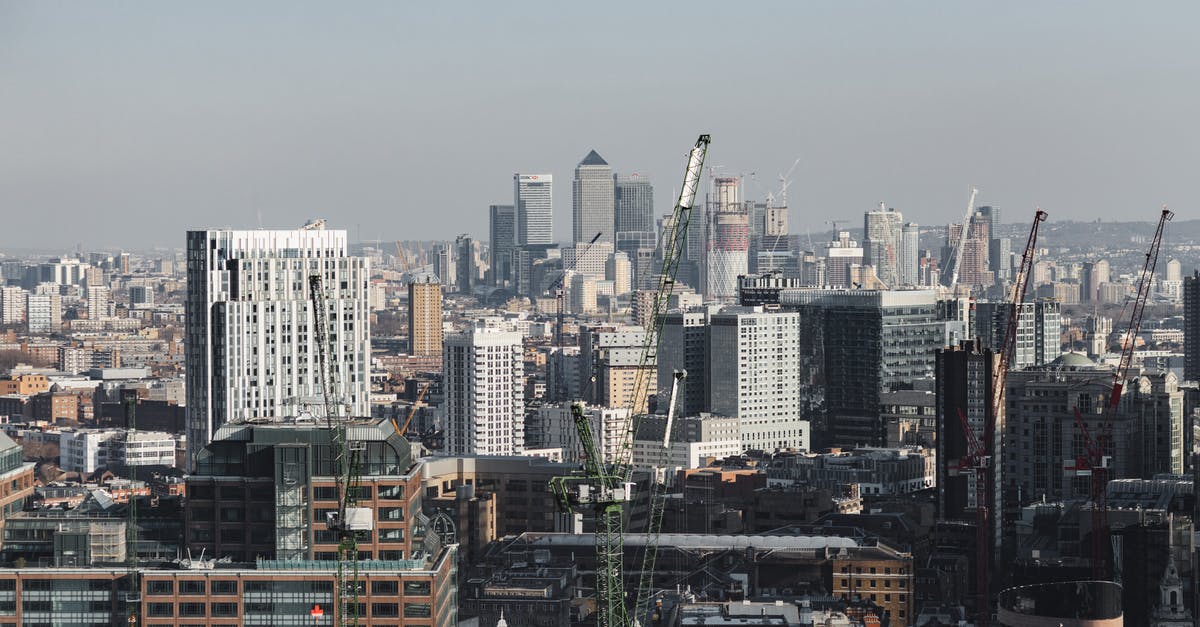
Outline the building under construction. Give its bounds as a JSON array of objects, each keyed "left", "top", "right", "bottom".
[{"left": 703, "top": 177, "right": 748, "bottom": 301}]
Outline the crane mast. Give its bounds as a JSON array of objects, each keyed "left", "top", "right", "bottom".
[
  {"left": 1070, "top": 206, "right": 1173, "bottom": 580},
  {"left": 309, "top": 274, "right": 368, "bottom": 627},
  {"left": 956, "top": 208, "right": 1045, "bottom": 627},
  {"left": 551, "top": 135, "right": 709, "bottom": 627}
]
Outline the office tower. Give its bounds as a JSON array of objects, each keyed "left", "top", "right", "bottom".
[
  {"left": 899, "top": 223, "right": 920, "bottom": 286},
  {"left": 658, "top": 310, "right": 711, "bottom": 417},
  {"left": 515, "top": 173, "right": 553, "bottom": 246},
  {"left": 709, "top": 307, "right": 809, "bottom": 452},
  {"left": 1005, "top": 354, "right": 1184, "bottom": 503},
  {"left": 1159, "top": 258, "right": 1183, "bottom": 302},
  {"left": 489, "top": 204, "right": 517, "bottom": 287},
  {"left": 568, "top": 274, "right": 598, "bottom": 315},
  {"left": 614, "top": 173, "right": 654, "bottom": 235},
  {"left": 863, "top": 204, "right": 904, "bottom": 287},
  {"left": 562, "top": 240, "right": 613, "bottom": 281},
  {"left": 572, "top": 150, "right": 614, "bottom": 244},
  {"left": 616, "top": 231, "right": 657, "bottom": 291},
  {"left": 184, "top": 223, "right": 370, "bottom": 469},
  {"left": 703, "top": 177, "right": 749, "bottom": 301},
  {"left": 443, "top": 321, "right": 524, "bottom": 455},
  {"left": 532, "top": 404, "right": 629, "bottom": 464},
  {"left": 433, "top": 242, "right": 455, "bottom": 290},
  {"left": 455, "top": 234, "right": 476, "bottom": 293},
  {"left": 825, "top": 232, "right": 864, "bottom": 288},
  {"left": 935, "top": 340, "right": 1001, "bottom": 550},
  {"left": 606, "top": 252, "right": 631, "bottom": 296},
  {"left": 408, "top": 275, "right": 443, "bottom": 357},
  {"left": 1186, "top": 271, "right": 1200, "bottom": 382},
  {"left": 1080, "top": 260, "right": 1111, "bottom": 302},
  {"left": 128, "top": 285, "right": 154, "bottom": 307},
  {"left": 26, "top": 293, "right": 61, "bottom": 333},
  {"left": 782, "top": 289, "right": 948, "bottom": 448},
  {"left": 972, "top": 300, "right": 1063, "bottom": 368},
  {"left": 960, "top": 212, "right": 993, "bottom": 287},
  {"left": 85, "top": 285, "right": 110, "bottom": 319},
  {"left": 0, "top": 287, "right": 26, "bottom": 324}
]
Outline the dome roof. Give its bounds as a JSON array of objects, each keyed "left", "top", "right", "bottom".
[{"left": 1049, "top": 352, "right": 1097, "bottom": 368}]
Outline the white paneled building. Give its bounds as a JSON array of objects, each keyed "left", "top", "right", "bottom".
[
  {"left": 185, "top": 221, "right": 371, "bottom": 469},
  {"left": 443, "top": 321, "right": 524, "bottom": 455}
]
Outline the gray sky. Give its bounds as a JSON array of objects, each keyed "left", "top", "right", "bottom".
[{"left": 2, "top": 2, "right": 1197, "bottom": 250}]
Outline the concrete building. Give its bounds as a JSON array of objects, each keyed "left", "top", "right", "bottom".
[
  {"left": 1004, "top": 353, "right": 1185, "bottom": 503},
  {"left": 657, "top": 309, "right": 712, "bottom": 418},
  {"left": 709, "top": 307, "right": 809, "bottom": 452},
  {"left": 605, "top": 251, "right": 631, "bottom": 296},
  {"left": 632, "top": 413, "right": 743, "bottom": 474},
  {"left": 443, "top": 321, "right": 524, "bottom": 455},
  {"left": 614, "top": 172, "right": 654, "bottom": 236},
  {"left": 184, "top": 222, "right": 371, "bottom": 469},
  {"left": 703, "top": 177, "right": 749, "bottom": 301},
  {"left": 825, "top": 232, "right": 864, "bottom": 288},
  {"left": 488, "top": 203, "right": 517, "bottom": 287},
  {"left": 514, "top": 173, "right": 553, "bottom": 247},
  {"left": 1185, "top": 270, "right": 1199, "bottom": 382},
  {"left": 973, "top": 299, "right": 1063, "bottom": 369},
  {"left": 59, "top": 429, "right": 122, "bottom": 474},
  {"left": 935, "top": 340, "right": 1001, "bottom": 548},
  {"left": 0, "top": 286, "right": 26, "bottom": 325},
  {"left": 530, "top": 404, "right": 629, "bottom": 465},
  {"left": 899, "top": 222, "right": 920, "bottom": 287},
  {"left": 1080, "top": 259, "right": 1111, "bottom": 302},
  {"left": 26, "top": 292, "right": 61, "bottom": 333},
  {"left": 111, "top": 431, "right": 177, "bottom": 468},
  {"left": 572, "top": 150, "right": 614, "bottom": 245},
  {"left": 782, "top": 289, "right": 949, "bottom": 448},
  {"left": 407, "top": 275, "right": 443, "bottom": 357},
  {"left": 864, "top": 204, "right": 904, "bottom": 288},
  {"left": 770, "top": 447, "right": 936, "bottom": 496}
]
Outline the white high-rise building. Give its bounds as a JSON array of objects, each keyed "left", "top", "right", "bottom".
[
  {"left": 572, "top": 150, "right": 615, "bottom": 244},
  {"left": 532, "top": 404, "right": 628, "bottom": 465},
  {"left": 0, "top": 287, "right": 26, "bottom": 324},
  {"left": 708, "top": 307, "right": 810, "bottom": 452},
  {"left": 515, "top": 174, "right": 553, "bottom": 246},
  {"left": 27, "top": 293, "right": 61, "bottom": 333},
  {"left": 899, "top": 223, "right": 920, "bottom": 287},
  {"left": 443, "top": 321, "right": 524, "bottom": 455},
  {"left": 185, "top": 221, "right": 371, "bottom": 469},
  {"left": 86, "top": 285, "right": 111, "bottom": 319}
]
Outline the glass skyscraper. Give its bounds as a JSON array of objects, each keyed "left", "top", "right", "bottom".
[{"left": 514, "top": 173, "right": 553, "bottom": 246}]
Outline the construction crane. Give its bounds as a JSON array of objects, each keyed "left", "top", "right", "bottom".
[
  {"left": 391, "top": 381, "right": 431, "bottom": 437},
  {"left": 954, "top": 207, "right": 1046, "bottom": 627},
  {"left": 551, "top": 134, "right": 709, "bottom": 627},
  {"left": 945, "top": 186, "right": 980, "bottom": 290},
  {"left": 1067, "top": 206, "right": 1173, "bottom": 581},
  {"left": 310, "top": 274, "right": 371, "bottom": 627}
]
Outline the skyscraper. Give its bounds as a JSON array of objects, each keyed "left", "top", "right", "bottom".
[
  {"left": 572, "top": 150, "right": 615, "bottom": 244},
  {"left": 443, "top": 321, "right": 524, "bottom": 455},
  {"left": 709, "top": 307, "right": 808, "bottom": 452},
  {"left": 973, "top": 299, "right": 1063, "bottom": 369},
  {"left": 514, "top": 173, "right": 553, "bottom": 246},
  {"left": 185, "top": 222, "right": 371, "bottom": 469},
  {"left": 614, "top": 173, "right": 654, "bottom": 235},
  {"left": 703, "top": 177, "right": 749, "bottom": 301},
  {"left": 1080, "top": 260, "right": 1111, "bottom": 303},
  {"left": 408, "top": 275, "right": 443, "bottom": 357},
  {"left": 899, "top": 223, "right": 920, "bottom": 287},
  {"left": 864, "top": 204, "right": 904, "bottom": 287},
  {"left": 825, "top": 232, "right": 864, "bottom": 288},
  {"left": 488, "top": 204, "right": 516, "bottom": 287},
  {"left": 658, "top": 309, "right": 711, "bottom": 418},
  {"left": 1185, "top": 271, "right": 1200, "bottom": 382}
]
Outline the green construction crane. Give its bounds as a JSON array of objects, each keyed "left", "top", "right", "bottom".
[{"left": 551, "top": 134, "right": 709, "bottom": 627}]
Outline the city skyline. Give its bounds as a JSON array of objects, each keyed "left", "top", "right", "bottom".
[{"left": 3, "top": 3, "right": 1199, "bottom": 249}]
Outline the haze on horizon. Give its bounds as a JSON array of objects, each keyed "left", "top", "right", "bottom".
[{"left": 1, "top": 2, "right": 1197, "bottom": 251}]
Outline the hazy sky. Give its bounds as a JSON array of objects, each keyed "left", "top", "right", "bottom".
[{"left": 2, "top": 2, "right": 1197, "bottom": 250}]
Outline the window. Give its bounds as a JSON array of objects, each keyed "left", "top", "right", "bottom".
[
  {"left": 21, "top": 580, "right": 51, "bottom": 591},
  {"left": 404, "top": 603, "right": 432, "bottom": 618},
  {"left": 180, "top": 580, "right": 205, "bottom": 595},
  {"left": 220, "top": 507, "right": 244, "bottom": 522},
  {"left": 378, "top": 484, "right": 405, "bottom": 499},
  {"left": 372, "top": 603, "right": 399, "bottom": 617},
  {"left": 148, "top": 603, "right": 173, "bottom": 617},
  {"left": 179, "top": 603, "right": 206, "bottom": 617},
  {"left": 220, "top": 486, "right": 245, "bottom": 499},
  {"left": 212, "top": 603, "right": 238, "bottom": 617},
  {"left": 379, "top": 528, "right": 404, "bottom": 543},
  {"left": 211, "top": 580, "right": 237, "bottom": 595},
  {"left": 147, "top": 581, "right": 174, "bottom": 595},
  {"left": 404, "top": 581, "right": 431, "bottom": 596},
  {"left": 314, "top": 486, "right": 339, "bottom": 501},
  {"left": 372, "top": 581, "right": 398, "bottom": 595}
]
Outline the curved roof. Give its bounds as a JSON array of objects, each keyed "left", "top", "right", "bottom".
[{"left": 1049, "top": 352, "right": 1097, "bottom": 368}]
